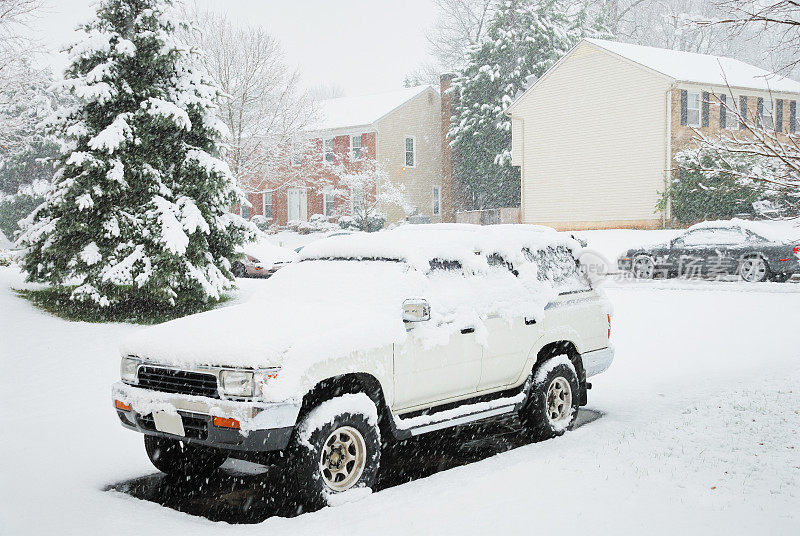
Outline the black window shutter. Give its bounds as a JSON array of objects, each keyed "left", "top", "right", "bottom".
[
  {"left": 719, "top": 94, "right": 726, "bottom": 127},
  {"left": 739, "top": 96, "right": 747, "bottom": 129},
  {"left": 701, "top": 92, "right": 710, "bottom": 127},
  {"left": 680, "top": 90, "right": 688, "bottom": 125},
  {"left": 757, "top": 97, "right": 764, "bottom": 128},
  {"left": 776, "top": 99, "right": 783, "bottom": 132},
  {"left": 790, "top": 101, "right": 797, "bottom": 133}
]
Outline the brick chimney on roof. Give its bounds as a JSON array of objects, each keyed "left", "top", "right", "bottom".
[{"left": 440, "top": 73, "right": 456, "bottom": 223}]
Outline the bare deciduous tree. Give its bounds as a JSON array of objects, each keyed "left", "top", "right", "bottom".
[
  {"left": 420, "top": 0, "right": 494, "bottom": 76},
  {"left": 176, "top": 6, "right": 317, "bottom": 193},
  {"left": 591, "top": 1, "right": 799, "bottom": 78},
  {"left": 0, "top": 0, "right": 45, "bottom": 91},
  {"left": 702, "top": 1, "right": 800, "bottom": 76}
]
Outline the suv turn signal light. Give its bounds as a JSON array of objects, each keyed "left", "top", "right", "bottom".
[{"left": 213, "top": 416, "right": 241, "bottom": 429}]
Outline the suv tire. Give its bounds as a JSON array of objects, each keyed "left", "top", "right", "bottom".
[
  {"left": 144, "top": 435, "right": 227, "bottom": 476},
  {"left": 288, "top": 393, "right": 381, "bottom": 509},
  {"left": 519, "top": 356, "right": 580, "bottom": 441}
]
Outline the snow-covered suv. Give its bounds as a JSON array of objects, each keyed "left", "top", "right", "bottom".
[{"left": 112, "top": 225, "right": 613, "bottom": 506}]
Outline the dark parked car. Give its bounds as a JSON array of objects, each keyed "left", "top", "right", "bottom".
[{"left": 618, "top": 220, "right": 800, "bottom": 282}]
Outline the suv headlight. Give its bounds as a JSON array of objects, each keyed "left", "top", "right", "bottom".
[
  {"left": 120, "top": 357, "right": 140, "bottom": 383},
  {"left": 219, "top": 368, "right": 279, "bottom": 398},
  {"left": 220, "top": 370, "right": 255, "bottom": 397}
]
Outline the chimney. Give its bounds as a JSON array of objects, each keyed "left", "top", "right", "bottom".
[{"left": 440, "top": 73, "right": 456, "bottom": 223}]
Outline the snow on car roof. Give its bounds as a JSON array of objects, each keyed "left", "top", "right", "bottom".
[
  {"left": 296, "top": 224, "right": 580, "bottom": 271},
  {"left": 238, "top": 234, "right": 297, "bottom": 266},
  {"left": 688, "top": 219, "right": 800, "bottom": 243}
]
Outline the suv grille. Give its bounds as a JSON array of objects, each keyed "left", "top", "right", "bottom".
[{"left": 137, "top": 366, "right": 219, "bottom": 398}]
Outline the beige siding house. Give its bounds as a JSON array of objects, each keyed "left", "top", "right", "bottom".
[
  {"left": 506, "top": 38, "right": 800, "bottom": 230},
  {"left": 308, "top": 85, "right": 446, "bottom": 225}
]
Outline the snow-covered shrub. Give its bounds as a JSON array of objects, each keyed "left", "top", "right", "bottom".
[
  {"left": 337, "top": 215, "right": 356, "bottom": 230},
  {"left": 16, "top": 0, "right": 255, "bottom": 316},
  {"left": 0, "top": 249, "right": 20, "bottom": 267},
  {"left": 662, "top": 147, "right": 799, "bottom": 224},
  {"left": 250, "top": 214, "right": 271, "bottom": 232}
]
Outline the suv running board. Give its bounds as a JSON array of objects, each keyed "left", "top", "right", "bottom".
[{"left": 392, "top": 389, "right": 528, "bottom": 439}]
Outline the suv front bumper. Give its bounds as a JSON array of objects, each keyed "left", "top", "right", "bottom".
[{"left": 112, "top": 382, "right": 301, "bottom": 452}]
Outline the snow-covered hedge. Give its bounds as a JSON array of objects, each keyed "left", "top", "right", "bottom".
[{"left": 664, "top": 147, "right": 799, "bottom": 224}]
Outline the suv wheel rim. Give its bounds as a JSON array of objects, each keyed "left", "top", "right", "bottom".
[
  {"left": 632, "top": 256, "right": 654, "bottom": 278},
  {"left": 319, "top": 426, "right": 366, "bottom": 492},
  {"left": 546, "top": 377, "right": 573, "bottom": 424},
  {"left": 741, "top": 258, "right": 766, "bottom": 282}
]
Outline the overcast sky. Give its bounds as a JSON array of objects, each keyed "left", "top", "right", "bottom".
[{"left": 31, "top": 0, "right": 438, "bottom": 96}]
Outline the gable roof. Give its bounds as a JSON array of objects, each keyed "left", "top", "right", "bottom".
[
  {"left": 308, "top": 85, "right": 437, "bottom": 132},
  {"left": 584, "top": 38, "right": 800, "bottom": 93},
  {"left": 507, "top": 38, "right": 800, "bottom": 114}
]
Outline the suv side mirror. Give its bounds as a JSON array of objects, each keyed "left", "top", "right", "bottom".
[{"left": 402, "top": 299, "right": 430, "bottom": 322}]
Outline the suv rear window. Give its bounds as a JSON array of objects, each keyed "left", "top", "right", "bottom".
[
  {"left": 523, "top": 246, "right": 591, "bottom": 292},
  {"left": 428, "top": 258, "right": 463, "bottom": 272}
]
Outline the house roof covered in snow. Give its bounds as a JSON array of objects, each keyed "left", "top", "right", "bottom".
[
  {"left": 585, "top": 38, "right": 800, "bottom": 94},
  {"left": 308, "top": 85, "right": 437, "bottom": 133},
  {"left": 508, "top": 38, "right": 800, "bottom": 113}
]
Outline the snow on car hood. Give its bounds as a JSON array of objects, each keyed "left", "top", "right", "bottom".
[{"left": 121, "top": 260, "right": 418, "bottom": 369}]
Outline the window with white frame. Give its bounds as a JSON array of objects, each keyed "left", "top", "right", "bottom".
[
  {"left": 323, "top": 138, "right": 334, "bottom": 162},
  {"left": 686, "top": 92, "right": 701, "bottom": 126},
  {"left": 351, "top": 135, "right": 362, "bottom": 160},
  {"left": 761, "top": 99, "right": 775, "bottom": 130},
  {"left": 405, "top": 136, "right": 416, "bottom": 167},
  {"left": 796, "top": 104, "right": 800, "bottom": 132},
  {"left": 724, "top": 96, "right": 739, "bottom": 129},
  {"left": 323, "top": 187, "right": 335, "bottom": 217},
  {"left": 351, "top": 188, "right": 364, "bottom": 216},
  {"left": 263, "top": 191, "right": 273, "bottom": 219},
  {"left": 241, "top": 203, "right": 250, "bottom": 220},
  {"left": 432, "top": 185, "right": 441, "bottom": 216}
]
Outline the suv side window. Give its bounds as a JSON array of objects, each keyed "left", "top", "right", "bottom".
[
  {"left": 523, "top": 246, "right": 591, "bottom": 292},
  {"left": 486, "top": 253, "right": 518, "bottom": 276}
]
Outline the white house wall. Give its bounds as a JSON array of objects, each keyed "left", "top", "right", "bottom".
[{"left": 511, "top": 42, "right": 673, "bottom": 229}]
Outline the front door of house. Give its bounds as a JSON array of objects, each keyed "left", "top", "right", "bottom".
[{"left": 287, "top": 188, "right": 307, "bottom": 222}]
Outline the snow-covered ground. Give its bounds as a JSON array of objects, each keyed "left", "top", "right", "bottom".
[{"left": 1, "top": 232, "right": 799, "bottom": 534}]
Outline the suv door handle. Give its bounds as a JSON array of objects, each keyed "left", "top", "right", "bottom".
[
  {"left": 460, "top": 327, "right": 475, "bottom": 334},
  {"left": 525, "top": 318, "right": 536, "bottom": 325}
]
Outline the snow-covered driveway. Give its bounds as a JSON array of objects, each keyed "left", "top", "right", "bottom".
[{"left": 0, "top": 266, "right": 798, "bottom": 535}]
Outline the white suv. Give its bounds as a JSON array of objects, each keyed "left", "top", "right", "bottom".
[{"left": 112, "top": 225, "right": 613, "bottom": 506}]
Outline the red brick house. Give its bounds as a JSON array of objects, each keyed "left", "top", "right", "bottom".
[{"left": 236, "top": 85, "right": 450, "bottom": 227}]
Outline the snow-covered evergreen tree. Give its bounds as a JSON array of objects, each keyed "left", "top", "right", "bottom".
[
  {"left": 0, "top": 61, "right": 58, "bottom": 238},
  {"left": 17, "top": 0, "right": 254, "bottom": 313},
  {"left": 448, "top": 0, "right": 609, "bottom": 209}
]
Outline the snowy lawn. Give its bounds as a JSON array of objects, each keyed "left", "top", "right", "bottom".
[{"left": 1, "top": 263, "right": 799, "bottom": 535}]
